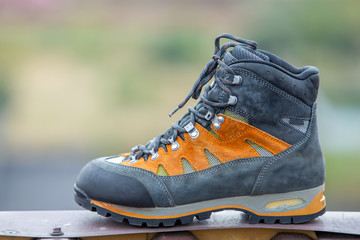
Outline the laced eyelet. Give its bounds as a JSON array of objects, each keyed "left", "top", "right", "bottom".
[
  {"left": 224, "top": 74, "right": 242, "bottom": 85},
  {"left": 217, "top": 115, "right": 224, "bottom": 124},
  {"left": 213, "top": 122, "right": 221, "bottom": 130},
  {"left": 150, "top": 149, "right": 159, "bottom": 160},
  {"left": 233, "top": 75, "right": 242, "bottom": 84},
  {"left": 205, "top": 110, "right": 214, "bottom": 121},
  {"left": 169, "top": 137, "right": 180, "bottom": 151},
  {"left": 184, "top": 122, "right": 199, "bottom": 139},
  {"left": 129, "top": 155, "right": 137, "bottom": 164},
  {"left": 212, "top": 115, "right": 225, "bottom": 130},
  {"left": 228, "top": 95, "right": 237, "bottom": 105}
]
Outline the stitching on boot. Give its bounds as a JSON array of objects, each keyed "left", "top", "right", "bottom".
[
  {"left": 235, "top": 68, "right": 311, "bottom": 111},
  {"left": 250, "top": 104, "right": 317, "bottom": 195}
]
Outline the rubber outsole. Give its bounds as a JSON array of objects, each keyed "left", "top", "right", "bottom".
[{"left": 74, "top": 186, "right": 326, "bottom": 227}]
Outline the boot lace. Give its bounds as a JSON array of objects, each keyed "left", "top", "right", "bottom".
[{"left": 129, "top": 33, "right": 257, "bottom": 162}]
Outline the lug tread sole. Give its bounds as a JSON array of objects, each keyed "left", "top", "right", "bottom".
[{"left": 74, "top": 187, "right": 326, "bottom": 227}]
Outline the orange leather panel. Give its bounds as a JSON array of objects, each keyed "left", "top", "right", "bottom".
[{"left": 121, "top": 114, "right": 291, "bottom": 175}]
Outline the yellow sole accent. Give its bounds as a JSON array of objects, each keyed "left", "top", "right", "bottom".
[
  {"left": 90, "top": 190, "right": 326, "bottom": 220},
  {"left": 265, "top": 198, "right": 305, "bottom": 210}
]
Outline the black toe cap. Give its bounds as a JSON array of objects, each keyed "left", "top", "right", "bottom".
[{"left": 75, "top": 159, "right": 155, "bottom": 208}]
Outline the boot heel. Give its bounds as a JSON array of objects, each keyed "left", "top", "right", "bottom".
[{"left": 247, "top": 187, "right": 326, "bottom": 224}]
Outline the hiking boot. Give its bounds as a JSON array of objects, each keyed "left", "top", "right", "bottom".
[{"left": 74, "top": 33, "right": 326, "bottom": 227}]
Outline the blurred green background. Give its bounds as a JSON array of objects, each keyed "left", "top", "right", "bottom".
[{"left": 0, "top": 0, "right": 359, "bottom": 211}]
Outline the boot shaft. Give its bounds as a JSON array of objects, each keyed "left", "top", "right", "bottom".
[{"left": 219, "top": 44, "right": 320, "bottom": 145}]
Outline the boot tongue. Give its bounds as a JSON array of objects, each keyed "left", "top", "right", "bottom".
[{"left": 223, "top": 44, "right": 270, "bottom": 65}]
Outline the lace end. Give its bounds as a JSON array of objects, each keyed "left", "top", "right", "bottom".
[{"left": 169, "top": 106, "right": 180, "bottom": 117}]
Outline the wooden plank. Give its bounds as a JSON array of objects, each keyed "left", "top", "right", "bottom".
[{"left": 0, "top": 210, "right": 359, "bottom": 238}]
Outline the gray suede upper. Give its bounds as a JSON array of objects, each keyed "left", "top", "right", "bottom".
[
  {"left": 252, "top": 104, "right": 325, "bottom": 195},
  {"left": 85, "top": 101, "right": 324, "bottom": 207}
]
